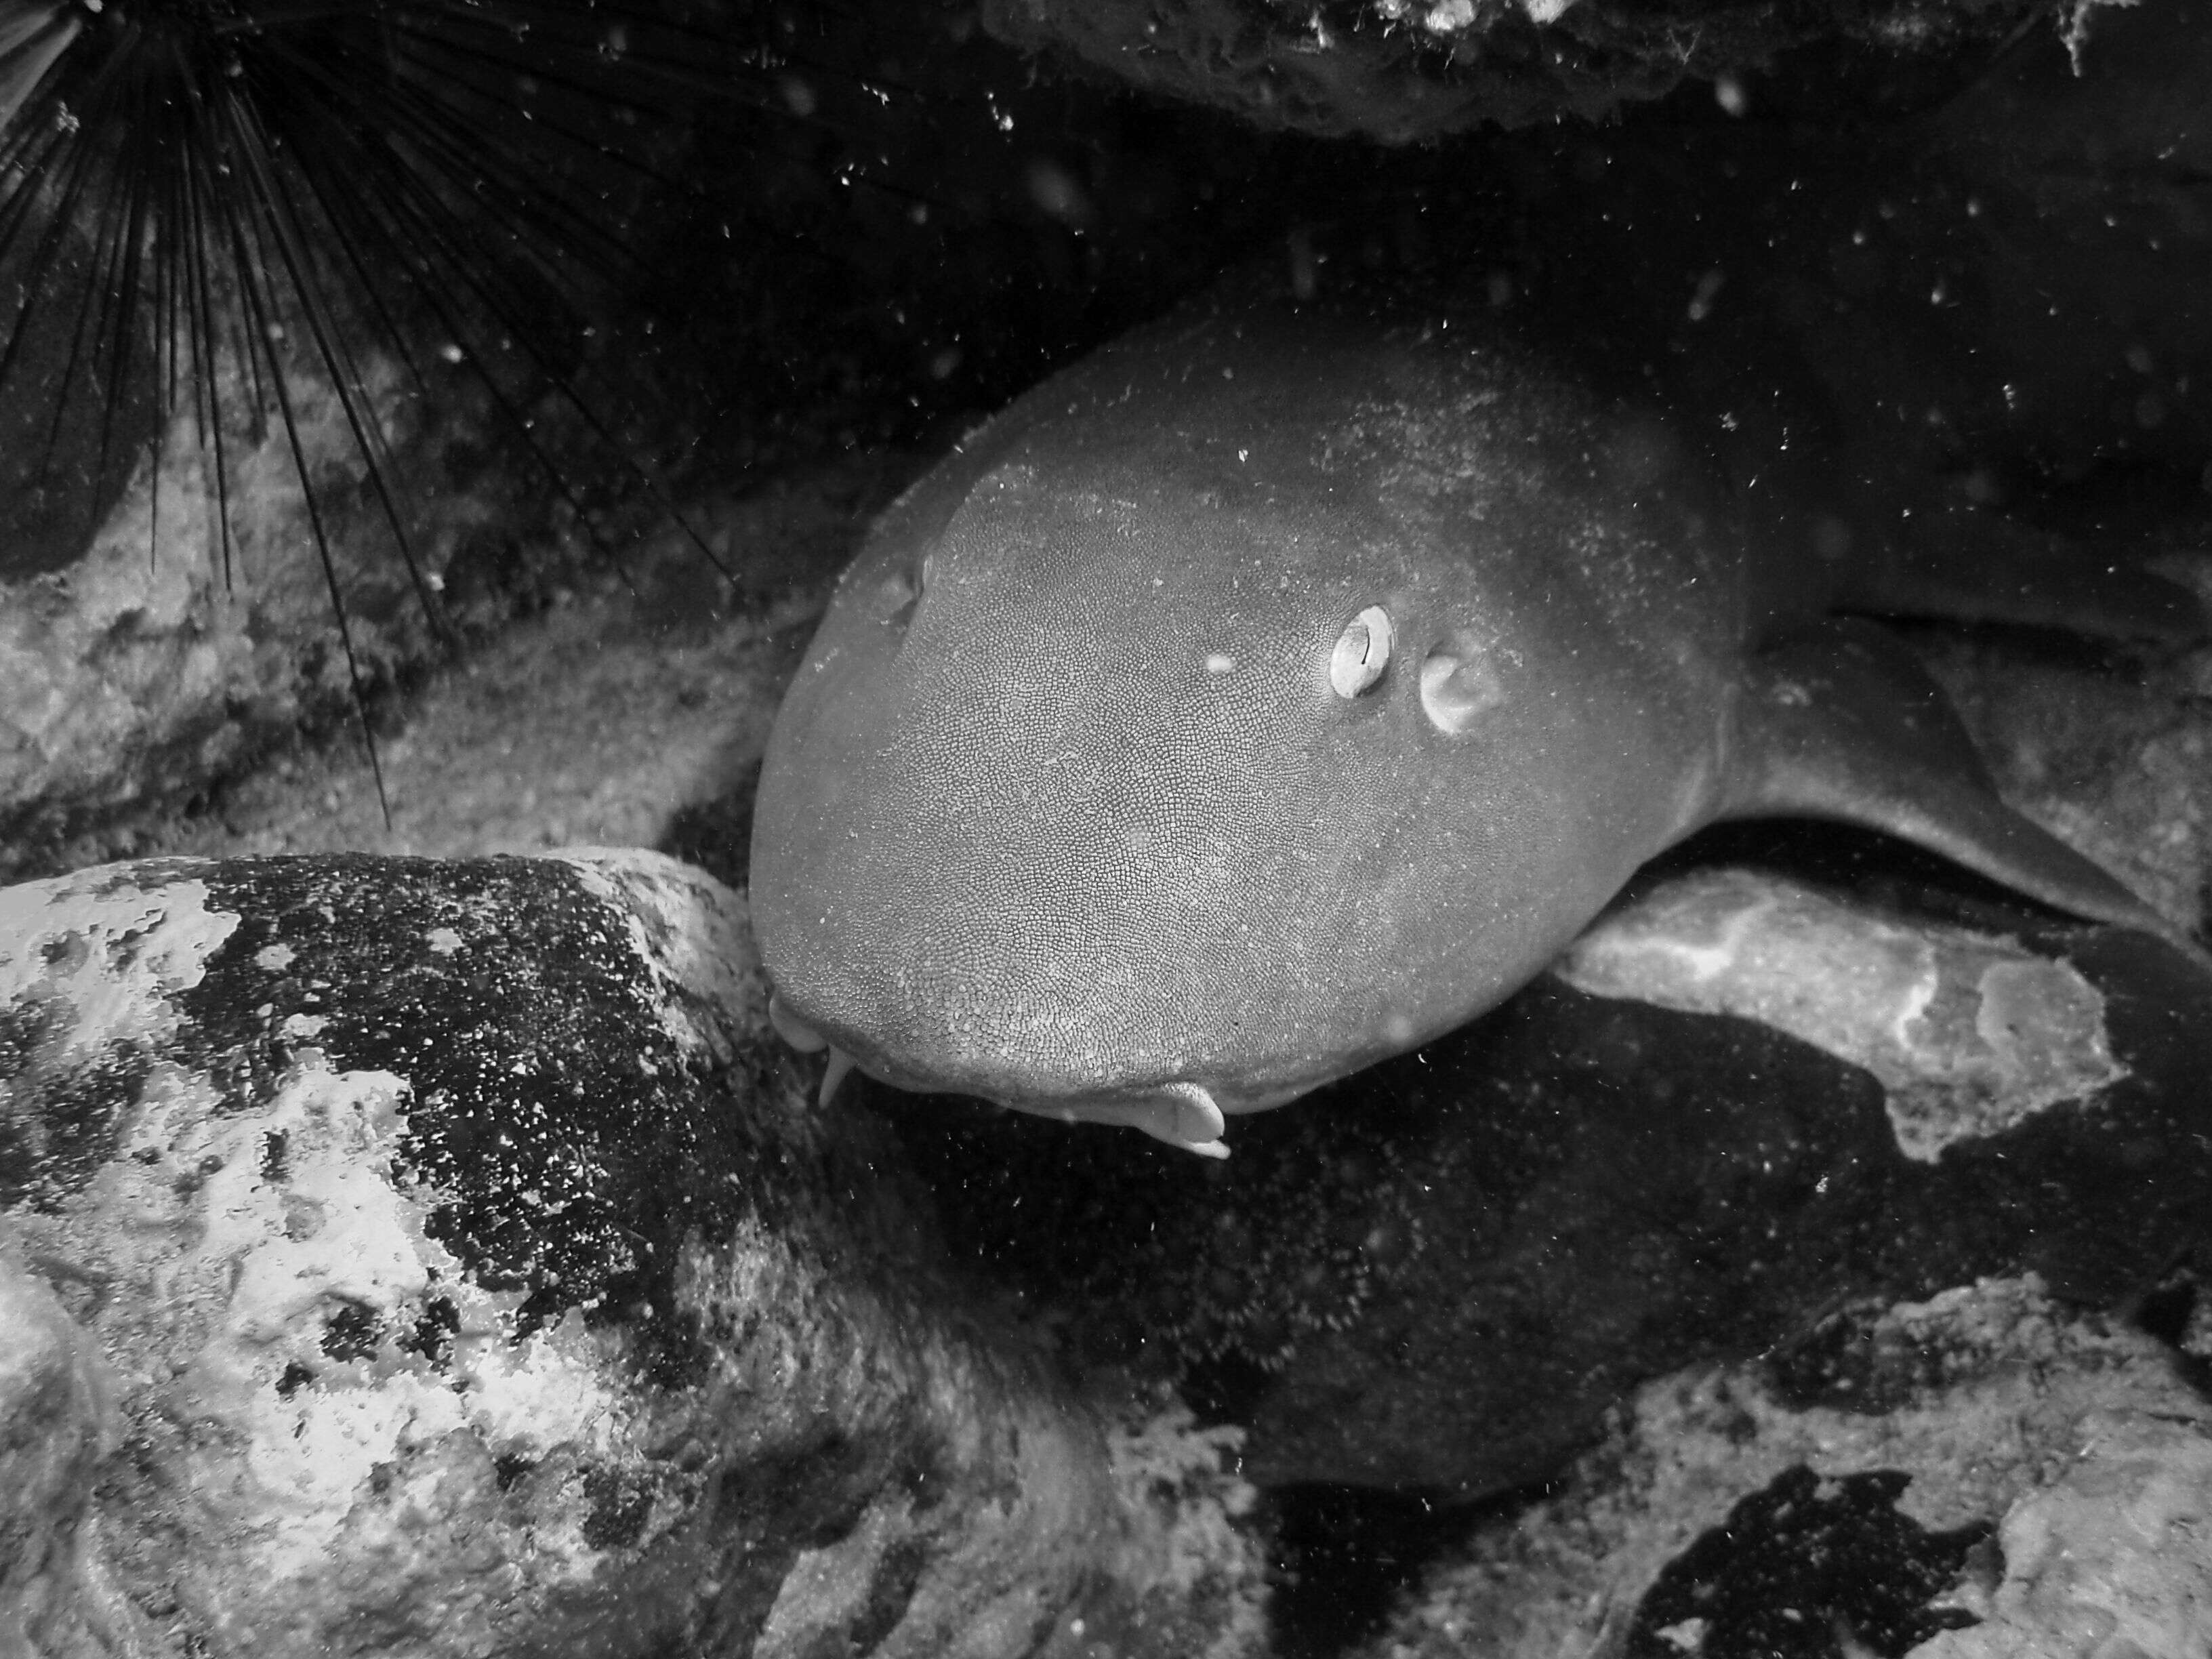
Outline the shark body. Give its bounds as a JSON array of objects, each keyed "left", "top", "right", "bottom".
[{"left": 749, "top": 279, "right": 2182, "bottom": 1155}]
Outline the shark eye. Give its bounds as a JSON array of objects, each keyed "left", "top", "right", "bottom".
[
  {"left": 869, "top": 559, "right": 926, "bottom": 624},
  {"left": 1329, "top": 605, "right": 1393, "bottom": 698}
]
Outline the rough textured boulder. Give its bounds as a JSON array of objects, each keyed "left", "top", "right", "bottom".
[
  {"left": 1361, "top": 1275, "right": 2212, "bottom": 1657},
  {"left": 0, "top": 851, "right": 1264, "bottom": 1658}
]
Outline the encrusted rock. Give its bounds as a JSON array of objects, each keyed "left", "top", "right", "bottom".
[
  {"left": 0, "top": 1261, "right": 119, "bottom": 1653},
  {"left": 1910, "top": 1412, "right": 2212, "bottom": 1659},
  {"left": 979, "top": 0, "right": 2102, "bottom": 140},
  {"left": 0, "top": 851, "right": 1265, "bottom": 1657},
  {"left": 1360, "top": 1276, "right": 2212, "bottom": 1658},
  {"left": 0, "top": 378, "right": 501, "bottom": 880}
]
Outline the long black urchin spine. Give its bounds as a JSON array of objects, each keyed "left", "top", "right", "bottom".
[{"left": 0, "top": 0, "right": 802, "bottom": 817}]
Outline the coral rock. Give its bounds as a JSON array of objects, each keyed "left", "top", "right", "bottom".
[{"left": 0, "top": 850, "right": 1263, "bottom": 1658}]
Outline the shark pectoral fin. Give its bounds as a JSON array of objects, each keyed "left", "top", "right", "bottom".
[
  {"left": 1117, "top": 1082, "right": 1231, "bottom": 1159},
  {"left": 1721, "top": 619, "right": 2191, "bottom": 948}
]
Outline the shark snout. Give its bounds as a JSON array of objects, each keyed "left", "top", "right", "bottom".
[
  {"left": 747, "top": 585, "right": 1359, "bottom": 1145},
  {"left": 747, "top": 480, "right": 1440, "bottom": 1153}
]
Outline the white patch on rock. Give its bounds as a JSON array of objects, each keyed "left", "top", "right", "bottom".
[
  {"left": 0, "top": 863, "right": 238, "bottom": 1065},
  {"left": 1912, "top": 1413, "right": 2212, "bottom": 1658},
  {"left": 1555, "top": 869, "right": 2126, "bottom": 1161},
  {"left": 104, "top": 1056, "right": 630, "bottom": 1585}
]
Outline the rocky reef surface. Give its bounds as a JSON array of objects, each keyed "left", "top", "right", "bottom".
[
  {"left": 6, "top": 846, "right": 2209, "bottom": 1655},
  {"left": 0, "top": 851, "right": 1264, "bottom": 1657}
]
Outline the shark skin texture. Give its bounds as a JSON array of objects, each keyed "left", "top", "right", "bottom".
[{"left": 750, "top": 274, "right": 2200, "bottom": 1157}]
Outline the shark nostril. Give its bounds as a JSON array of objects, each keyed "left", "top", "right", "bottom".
[{"left": 1330, "top": 605, "right": 1393, "bottom": 698}]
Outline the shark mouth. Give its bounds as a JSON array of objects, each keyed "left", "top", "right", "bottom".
[{"left": 764, "top": 992, "right": 1231, "bottom": 1158}]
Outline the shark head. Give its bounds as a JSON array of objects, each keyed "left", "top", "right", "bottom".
[{"left": 748, "top": 300, "right": 1725, "bottom": 1153}]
